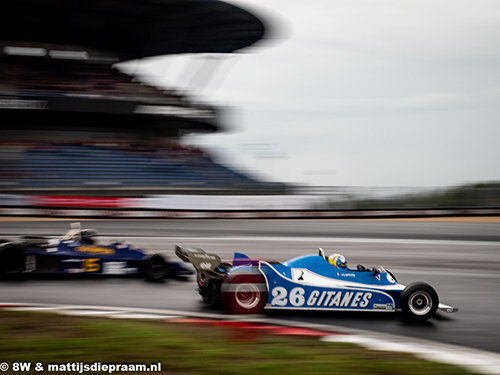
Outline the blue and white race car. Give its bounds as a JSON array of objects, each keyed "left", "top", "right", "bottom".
[
  {"left": 0, "top": 223, "right": 192, "bottom": 280},
  {"left": 175, "top": 246, "right": 458, "bottom": 320}
]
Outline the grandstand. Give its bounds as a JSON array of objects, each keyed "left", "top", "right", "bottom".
[
  {"left": 0, "top": 0, "right": 286, "bottom": 196},
  {"left": 0, "top": 143, "right": 275, "bottom": 196}
]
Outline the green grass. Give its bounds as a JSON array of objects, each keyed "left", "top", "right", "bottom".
[{"left": 0, "top": 310, "right": 480, "bottom": 374}]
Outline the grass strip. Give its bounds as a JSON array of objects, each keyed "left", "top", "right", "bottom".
[{"left": 0, "top": 310, "right": 479, "bottom": 374}]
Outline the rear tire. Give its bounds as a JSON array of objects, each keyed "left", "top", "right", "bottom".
[
  {"left": 143, "top": 254, "right": 171, "bottom": 279},
  {"left": 0, "top": 244, "right": 26, "bottom": 279},
  {"left": 221, "top": 274, "right": 268, "bottom": 314},
  {"left": 400, "top": 282, "right": 439, "bottom": 321}
]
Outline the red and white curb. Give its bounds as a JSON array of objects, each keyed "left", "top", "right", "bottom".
[{"left": 1, "top": 302, "right": 499, "bottom": 374}]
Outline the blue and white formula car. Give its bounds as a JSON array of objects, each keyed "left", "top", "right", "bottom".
[
  {"left": 176, "top": 246, "right": 458, "bottom": 321},
  {"left": 0, "top": 223, "right": 192, "bottom": 280}
]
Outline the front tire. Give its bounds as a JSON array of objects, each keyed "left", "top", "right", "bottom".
[
  {"left": 400, "top": 282, "right": 439, "bottom": 321},
  {"left": 143, "top": 254, "right": 171, "bottom": 279},
  {"left": 221, "top": 274, "right": 268, "bottom": 314}
]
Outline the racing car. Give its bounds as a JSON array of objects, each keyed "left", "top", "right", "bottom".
[
  {"left": 0, "top": 223, "right": 193, "bottom": 280},
  {"left": 175, "top": 245, "right": 458, "bottom": 321}
]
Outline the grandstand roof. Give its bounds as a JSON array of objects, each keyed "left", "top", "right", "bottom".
[{"left": 0, "top": 0, "right": 266, "bottom": 61}]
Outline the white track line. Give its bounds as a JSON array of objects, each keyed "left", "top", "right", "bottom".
[
  {"left": 322, "top": 334, "right": 500, "bottom": 375},
  {"left": 99, "top": 235, "right": 500, "bottom": 247}
]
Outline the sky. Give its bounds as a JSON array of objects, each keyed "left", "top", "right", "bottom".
[{"left": 120, "top": 0, "right": 500, "bottom": 188}]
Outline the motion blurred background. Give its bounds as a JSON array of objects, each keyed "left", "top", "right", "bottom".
[
  {"left": 1, "top": 0, "right": 499, "bottom": 215},
  {"left": 2, "top": 4, "right": 500, "bottom": 373}
]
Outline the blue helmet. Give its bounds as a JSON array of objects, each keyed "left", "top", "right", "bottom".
[{"left": 328, "top": 254, "right": 347, "bottom": 269}]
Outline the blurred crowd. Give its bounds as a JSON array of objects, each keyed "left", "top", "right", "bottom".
[
  {"left": 0, "top": 55, "right": 184, "bottom": 103},
  {"left": 0, "top": 52, "right": 277, "bottom": 193},
  {"left": 0, "top": 140, "right": 211, "bottom": 163},
  {"left": 0, "top": 139, "right": 270, "bottom": 194}
]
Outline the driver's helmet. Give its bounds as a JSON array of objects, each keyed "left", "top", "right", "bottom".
[
  {"left": 328, "top": 254, "right": 347, "bottom": 269},
  {"left": 80, "top": 229, "right": 98, "bottom": 244}
]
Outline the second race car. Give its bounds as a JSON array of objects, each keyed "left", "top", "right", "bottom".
[
  {"left": 0, "top": 223, "right": 193, "bottom": 280},
  {"left": 176, "top": 245, "right": 458, "bottom": 321}
]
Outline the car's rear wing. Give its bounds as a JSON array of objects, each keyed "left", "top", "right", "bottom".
[{"left": 175, "top": 245, "right": 222, "bottom": 273}]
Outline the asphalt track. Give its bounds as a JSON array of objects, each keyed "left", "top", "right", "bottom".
[{"left": 1, "top": 218, "right": 500, "bottom": 356}]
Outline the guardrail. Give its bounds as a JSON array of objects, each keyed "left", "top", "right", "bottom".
[
  {"left": 2, "top": 191, "right": 500, "bottom": 219},
  {"left": 1, "top": 206, "right": 499, "bottom": 219}
]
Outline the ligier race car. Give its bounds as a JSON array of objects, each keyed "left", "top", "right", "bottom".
[
  {"left": 175, "top": 246, "right": 458, "bottom": 321},
  {"left": 0, "top": 223, "right": 192, "bottom": 280}
]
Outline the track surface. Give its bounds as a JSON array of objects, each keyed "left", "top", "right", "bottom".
[{"left": 1, "top": 218, "right": 499, "bottom": 354}]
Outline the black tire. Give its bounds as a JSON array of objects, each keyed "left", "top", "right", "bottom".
[
  {"left": 221, "top": 274, "right": 268, "bottom": 314},
  {"left": 400, "top": 282, "right": 439, "bottom": 321},
  {"left": 0, "top": 244, "right": 26, "bottom": 279},
  {"left": 143, "top": 254, "right": 171, "bottom": 279}
]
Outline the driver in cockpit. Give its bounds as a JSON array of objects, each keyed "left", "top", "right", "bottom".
[
  {"left": 328, "top": 253, "right": 373, "bottom": 271},
  {"left": 328, "top": 253, "right": 347, "bottom": 269},
  {"left": 80, "top": 229, "right": 98, "bottom": 244}
]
